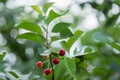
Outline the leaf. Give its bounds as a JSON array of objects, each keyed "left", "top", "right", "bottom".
[
  {"left": 38, "top": 14, "right": 45, "bottom": 21},
  {"left": 38, "top": 46, "right": 46, "bottom": 54},
  {"left": 8, "top": 71, "right": 19, "bottom": 78},
  {"left": 91, "top": 32, "right": 110, "bottom": 43},
  {"left": 31, "top": 5, "right": 43, "bottom": 15},
  {"left": 0, "top": 63, "right": 6, "bottom": 70},
  {"left": 114, "top": 0, "right": 120, "bottom": 5},
  {"left": 83, "top": 46, "right": 96, "bottom": 55},
  {"left": 61, "top": 30, "right": 83, "bottom": 51},
  {"left": 61, "top": 41, "right": 69, "bottom": 51},
  {"left": 84, "top": 46, "right": 92, "bottom": 53},
  {"left": 80, "top": 30, "right": 95, "bottom": 45},
  {"left": 116, "top": 23, "right": 120, "bottom": 27},
  {"left": 17, "top": 22, "right": 42, "bottom": 35},
  {"left": 28, "top": 72, "right": 43, "bottom": 80},
  {"left": 43, "top": 2, "right": 54, "bottom": 13},
  {"left": 37, "top": 46, "right": 52, "bottom": 56},
  {"left": 67, "top": 30, "right": 83, "bottom": 49},
  {"left": 110, "top": 62, "right": 120, "bottom": 73},
  {"left": 107, "top": 25, "right": 120, "bottom": 42},
  {"left": 52, "top": 22, "right": 72, "bottom": 32},
  {"left": 64, "top": 57, "right": 76, "bottom": 77},
  {"left": 46, "top": 10, "right": 61, "bottom": 24},
  {"left": 60, "top": 28, "right": 73, "bottom": 38},
  {"left": 81, "top": 30, "right": 111, "bottom": 45},
  {"left": 51, "top": 36, "right": 61, "bottom": 42},
  {"left": 109, "top": 42, "right": 120, "bottom": 51},
  {"left": 55, "top": 59, "right": 69, "bottom": 80},
  {"left": 16, "top": 33, "right": 44, "bottom": 43},
  {"left": 73, "top": 48, "right": 79, "bottom": 55},
  {"left": 0, "top": 52, "right": 6, "bottom": 61}
]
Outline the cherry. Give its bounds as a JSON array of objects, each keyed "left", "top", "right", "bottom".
[
  {"left": 59, "top": 49, "right": 65, "bottom": 56},
  {"left": 36, "top": 61, "right": 43, "bottom": 68},
  {"left": 52, "top": 58, "right": 59, "bottom": 64},
  {"left": 44, "top": 68, "right": 51, "bottom": 75}
]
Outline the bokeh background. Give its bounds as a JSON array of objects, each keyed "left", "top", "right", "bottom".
[{"left": 0, "top": 0, "right": 120, "bottom": 80}]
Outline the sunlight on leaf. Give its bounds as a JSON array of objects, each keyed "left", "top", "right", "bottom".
[
  {"left": 52, "top": 22, "right": 72, "bottom": 32},
  {"left": 16, "top": 32, "right": 45, "bottom": 43},
  {"left": 0, "top": 52, "right": 6, "bottom": 61},
  {"left": 46, "top": 10, "right": 61, "bottom": 24},
  {"left": 17, "top": 22, "right": 42, "bottom": 35},
  {"left": 43, "top": 2, "right": 54, "bottom": 13},
  {"left": 31, "top": 5, "right": 43, "bottom": 15}
]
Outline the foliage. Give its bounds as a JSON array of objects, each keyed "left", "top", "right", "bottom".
[
  {"left": 0, "top": 52, "right": 20, "bottom": 80},
  {"left": 0, "top": 0, "right": 120, "bottom": 80},
  {"left": 16, "top": 2, "right": 81, "bottom": 80}
]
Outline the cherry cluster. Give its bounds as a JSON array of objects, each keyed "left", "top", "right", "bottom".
[{"left": 36, "top": 49, "right": 65, "bottom": 75}]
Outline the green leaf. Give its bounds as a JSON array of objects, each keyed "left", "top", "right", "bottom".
[
  {"left": 43, "top": 2, "right": 54, "bottom": 13},
  {"left": 61, "top": 30, "right": 83, "bottom": 51},
  {"left": 38, "top": 47, "right": 52, "bottom": 56},
  {"left": 0, "top": 63, "right": 6, "bottom": 70},
  {"left": 114, "top": 0, "right": 120, "bottom": 5},
  {"left": 60, "top": 28, "right": 73, "bottom": 38},
  {"left": 38, "top": 14, "right": 45, "bottom": 21},
  {"left": 81, "top": 30, "right": 111, "bottom": 45},
  {"left": 61, "top": 41, "right": 69, "bottom": 51},
  {"left": 80, "top": 30, "right": 95, "bottom": 45},
  {"left": 17, "top": 22, "right": 42, "bottom": 35},
  {"left": 107, "top": 25, "right": 120, "bottom": 42},
  {"left": 0, "top": 52, "right": 6, "bottom": 61},
  {"left": 91, "top": 32, "right": 110, "bottom": 43},
  {"left": 46, "top": 10, "right": 61, "bottom": 24},
  {"left": 73, "top": 48, "right": 80, "bottom": 55},
  {"left": 16, "top": 33, "right": 44, "bottom": 43},
  {"left": 51, "top": 22, "right": 73, "bottom": 41},
  {"left": 84, "top": 46, "right": 92, "bottom": 53},
  {"left": 67, "top": 30, "right": 83, "bottom": 49},
  {"left": 51, "top": 36, "right": 61, "bottom": 42},
  {"left": 28, "top": 72, "right": 45, "bottom": 80},
  {"left": 31, "top": 5, "right": 43, "bottom": 15},
  {"left": 8, "top": 71, "right": 19, "bottom": 78},
  {"left": 38, "top": 46, "right": 46, "bottom": 55},
  {"left": 83, "top": 46, "right": 97, "bottom": 55},
  {"left": 55, "top": 59, "right": 69, "bottom": 80},
  {"left": 64, "top": 57, "right": 76, "bottom": 77},
  {"left": 52, "top": 22, "right": 72, "bottom": 32},
  {"left": 109, "top": 42, "right": 120, "bottom": 51}
]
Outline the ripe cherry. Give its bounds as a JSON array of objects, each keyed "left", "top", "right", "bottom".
[
  {"left": 52, "top": 58, "right": 59, "bottom": 64},
  {"left": 44, "top": 68, "right": 51, "bottom": 75},
  {"left": 59, "top": 49, "right": 65, "bottom": 56},
  {"left": 36, "top": 61, "right": 43, "bottom": 68}
]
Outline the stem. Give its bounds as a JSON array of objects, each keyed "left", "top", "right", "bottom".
[
  {"left": 50, "top": 55, "right": 55, "bottom": 80},
  {"left": 45, "top": 25, "right": 55, "bottom": 80}
]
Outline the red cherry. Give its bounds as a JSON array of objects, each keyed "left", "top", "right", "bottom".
[
  {"left": 44, "top": 68, "right": 51, "bottom": 75},
  {"left": 59, "top": 49, "right": 65, "bottom": 56},
  {"left": 36, "top": 61, "right": 43, "bottom": 68},
  {"left": 52, "top": 58, "right": 59, "bottom": 64}
]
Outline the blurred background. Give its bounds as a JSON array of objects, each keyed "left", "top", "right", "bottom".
[{"left": 0, "top": 0, "right": 120, "bottom": 80}]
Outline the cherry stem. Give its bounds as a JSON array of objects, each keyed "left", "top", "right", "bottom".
[
  {"left": 45, "top": 24, "right": 54, "bottom": 80},
  {"left": 49, "top": 55, "right": 55, "bottom": 80}
]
